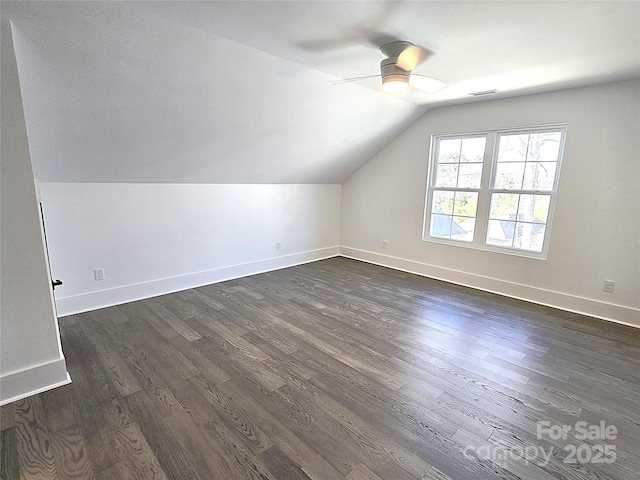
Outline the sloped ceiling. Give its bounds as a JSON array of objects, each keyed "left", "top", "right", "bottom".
[{"left": 3, "top": 1, "right": 639, "bottom": 184}]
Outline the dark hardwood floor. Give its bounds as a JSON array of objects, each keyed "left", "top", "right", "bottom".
[{"left": 2, "top": 257, "right": 639, "bottom": 479}]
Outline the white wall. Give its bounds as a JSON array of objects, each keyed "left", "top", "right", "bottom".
[
  {"left": 0, "top": 19, "right": 70, "bottom": 405},
  {"left": 341, "top": 80, "right": 640, "bottom": 327},
  {"left": 40, "top": 183, "right": 341, "bottom": 316}
]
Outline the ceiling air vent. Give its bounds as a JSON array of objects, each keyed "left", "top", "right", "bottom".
[{"left": 469, "top": 89, "right": 498, "bottom": 97}]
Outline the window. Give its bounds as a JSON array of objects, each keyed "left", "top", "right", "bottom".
[{"left": 423, "top": 125, "right": 566, "bottom": 258}]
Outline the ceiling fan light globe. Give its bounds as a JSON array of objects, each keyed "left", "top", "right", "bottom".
[{"left": 382, "top": 75, "right": 409, "bottom": 93}]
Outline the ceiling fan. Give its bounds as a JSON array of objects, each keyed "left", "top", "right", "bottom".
[{"left": 332, "top": 41, "right": 446, "bottom": 95}]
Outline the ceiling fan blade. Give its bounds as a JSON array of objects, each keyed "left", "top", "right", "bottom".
[
  {"left": 396, "top": 45, "right": 432, "bottom": 71},
  {"left": 330, "top": 74, "right": 380, "bottom": 85},
  {"left": 411, "top": 75, "right": 447, "bottom": 93}
]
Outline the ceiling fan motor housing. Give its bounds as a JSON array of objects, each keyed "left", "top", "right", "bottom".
[
  {"left": 380, "top": 57, "right": 410, "bottom": 82},
  {"left": 380, "top": 41, "right": 414, "bottom": 58},
  {"left": 380, "top": 41, "right": 413, "bottom": 86}
]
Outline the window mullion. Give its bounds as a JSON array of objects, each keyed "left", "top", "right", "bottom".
[{"left": 474, "top": 132, "right": 496, "bottom": 246}]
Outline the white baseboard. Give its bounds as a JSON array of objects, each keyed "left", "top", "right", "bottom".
[
  {"left": 55, "top": 246, "right": 340, "bottom": 317},
  {"left": 339, "top": 247, "right": 640, "bottom": 329},
  {"left": 0, "top": 358, "right": 71, "bottom": 406},
  {"left": 53, "top": 244, "right": 639, "bottom": 328}
]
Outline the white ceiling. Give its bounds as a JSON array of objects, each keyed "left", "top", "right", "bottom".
[{"left": 3, "top": 1, "right": 639, "bottom": 184}]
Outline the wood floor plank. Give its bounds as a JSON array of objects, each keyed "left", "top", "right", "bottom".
[
  {"left": 94, "top": 465, "right": 123, "bottom": 480},
  {"left": 217, "top": 379, "right": 345, "bottom": 480},
  {"left": 39, "top": 386, "right": 75, "bottom": 433},
  {"left": 178, "top": 289, "right": 226, "bottom": 311},
  {"left": 119, "top": 311, "right": 181, "bottom": 358},
  {"left": 200, "top": 420, "right": 278, "bottom": 480},
  {"left": 14, "top": 397, "right": 57, "bottom": 480},
  {"left": 166, "top": 335, "right": 231, "bottom": 386},
  {"left": 289, "top": 345, "right": 460, "bottom": 439},
  {"left": 112, "top": 422, "right": 166, "bottom": 480},
  {"left": 223, "top": 368, "right": 361, "bottom": 476},
  {"left": 142, "top": 299, "right": 202, "bottom": 342},
  {"left": 1, "top": 426, "right": 19, "bottom": 480},
  {"left": 201, "top": 318, "right": 270, "bottom": 361},
  {"left": 76, "top": 320, "right": 142, "bottom": 397},
  {"left": 88, "top": 306, "right": 129, "bottom": 324},
  {"left": 3, "top": 257, "right": 639, "bottom": 479},
  {"left": 451, "top": 427, "right": 557, "bottom": 480},
  {"left": 306, "top": 366, "right": 504, "bottom": 480},
  {"left": 162, "top": 411, "right": 240, "bottom": 478},
  {"left": 275, "top": 384, "right": 419, "bottom": 480},
  {"left": 56, "top": 336, "right": 120, "bottom": 473},
  {"left": 81, "top": 397, "right": 131, "bottom": 474},
  {"left": 244, "top": 333, "right": 315, "bottom": 386},
  {"left": 345, "top": 463, "right": 384, "bottom": 480},
  {"left": 60, "top": 323, "right": 123, "bottom": 406},
  {"left": 0, "top": 404, "right": 15, "bottom": 432},
  {"left": 277, "top": 381, "right": 434, "bottom": 479},
  {"left": 50, "top": 426, "right": 96, "bottom": 479},
  {"left": 182, "top": 375, "right": 273, "bottom": 454},
  {"left": 258, "top": 445, "right": 313, "bottom": 480},
  {"left": 421, "top": 466, "right": 454, "bottom": 480},
  {"left": 121, "top": 391, "right": 204, "bottom": 480},
  {"left": 129, "top": 304, "right": 180, "bottom": 340}
]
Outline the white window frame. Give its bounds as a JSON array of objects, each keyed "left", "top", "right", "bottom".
[{"left": 423, "top": 124, "right": 567, "bottom": 260}]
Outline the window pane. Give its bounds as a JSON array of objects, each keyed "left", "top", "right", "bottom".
[
  {"left": 432, "top": 190, "right": 454, "bottom": 215},
  {"left": 487, "top": 219, "right": 515, "bottom": 247},
  {"left": 458, "top": 163, "right": 483, "bottom": 188},
  {"left": 539, "top": 133, "right": 562, "bottom": 161},
  {"left": 430, "top": 214, "right": 453, "bottom": 238},
  {"left": 452, "top": 216, "right": 474, "bottom": 242},
  {"left": 430, "top": 190, "right": 478, "bottom": 241},
  {"left": 435, "top": 164, "right": 458, "bottom": 187},
  {"left": 453, "top": 191, "right": 478, "bottom": 217},
  {"left": 498, "top": 134, "right": 529, "bottom": 162},
  {"left": 518, "top": 194, "right": 550, "bottom": 223},
  {"left": 460, "top": 137, "right": 486, "bottom": 162},
  {"left": 522, "top": 162, "right": 556, "bottom": 191},
  {"left": 513, "top": 223, "right": 546, "bottom": 252},
  {"left": 489, "top": 193, "right": 519, "bottom": 219},
  {"left": 528, "top": 132, "right": 562, "bottom": 162},
  {"left": 438, "top": 139, "right": 461, "bottom": 163},
  {"left": 494, "top": 162, "right": 525, "bottom": 190}
]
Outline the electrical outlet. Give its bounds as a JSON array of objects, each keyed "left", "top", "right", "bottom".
[
  {"left": 602, "top": 280, "right": 615, "bottom": 293},
  {"left": 276, "top": 242, "right": 282, "bottom": 251},
  {"left": 94, "top": 268, "right": 105, "bottom": 281},
  {"left": 382, "top": 240, "right": 388, "bottom": 249}
]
